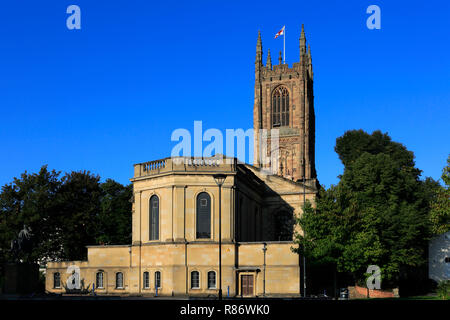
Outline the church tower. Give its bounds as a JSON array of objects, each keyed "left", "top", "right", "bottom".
[{"left": 253, "top": 25, "right": 316, "bottom": 183}]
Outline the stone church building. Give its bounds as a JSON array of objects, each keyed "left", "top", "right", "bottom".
[{"left": 46, "top": 25, "right": 318, "bottom": 297}]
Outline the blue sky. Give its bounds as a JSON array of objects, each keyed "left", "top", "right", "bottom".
[{"left": 0, "top": 0, "right": 449, "bottom": 188}]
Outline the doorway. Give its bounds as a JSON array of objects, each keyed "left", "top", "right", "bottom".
[{"left": 240, "top": 274, "right": 254, "bottom": 297}]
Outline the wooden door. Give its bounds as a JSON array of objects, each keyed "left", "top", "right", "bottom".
[{"left": 241, "top": 275, "right": 254, "bottom": 296}]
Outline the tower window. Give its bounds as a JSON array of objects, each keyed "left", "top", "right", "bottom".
[{"left": 272, "top": 86, "right": 289, "bottom": 127}]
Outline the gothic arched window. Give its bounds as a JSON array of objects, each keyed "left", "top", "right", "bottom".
[
  {"left": 272, "top": 86, "right": 289, "bottom": 127},
  {"left": 149, "top": 195, "right": 159, "bottom": 240},
  {"left": 196, "top": 192, "right": 211, "bottom": 239}
]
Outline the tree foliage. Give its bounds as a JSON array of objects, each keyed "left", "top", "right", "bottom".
[
  {"left": 429, "top": 155, "right": 450, "bottom": 235},
  {"left": 295, "top": 130, "right": 435, "bottom": 287},
  {"left": 0, "top": 166, "right": 132, "bottom": 264}
]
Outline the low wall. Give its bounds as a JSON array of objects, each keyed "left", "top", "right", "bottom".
[{"left": 348, "top": 285, "right": 399, "bottom": 299}]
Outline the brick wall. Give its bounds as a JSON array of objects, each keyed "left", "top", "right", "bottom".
[{"left": 348, "top": 285, "right": 399, "bottom": 299}]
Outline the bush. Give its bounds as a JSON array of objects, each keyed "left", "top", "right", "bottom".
[{"left": 436, "top": 280, "right": 450, "bottom": 300}]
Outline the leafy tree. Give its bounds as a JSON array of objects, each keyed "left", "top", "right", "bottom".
[
  {"left": 429, "top": 155, "right": 450, "bottom": 235},
  {"left": 96, "top": 179, "right": 132, "bottom": 245},
  {"left": 0, "top": 167, "right": 134, "bottom": 264},
  {"left": 293, "top": 186, "right": 345, "bottom": 267},
  {"left": 56, "top": 171, "right": 103, "bottom": 261},
  {"left": 295, "top": 130, "right": 432, "bottom": 287},
  {"left": 0, "top": 166, "right": 61, "bottom": 263}
]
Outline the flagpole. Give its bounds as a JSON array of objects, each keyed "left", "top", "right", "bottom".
[{"left": 283, "top": 27, "right": 285, "bottom": 64}]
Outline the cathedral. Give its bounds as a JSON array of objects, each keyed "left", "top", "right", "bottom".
[{"left": 46, "top": 25, "right": 318, "bottom": 297}]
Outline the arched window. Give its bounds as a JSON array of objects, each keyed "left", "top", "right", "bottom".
[
  {"left": 272, "top": 86, "right": 289, "bottom": 127},
  {"left": 191, "top": 271, "right": 200, "bottom": 289},
  {"left": 196, "top": 192, "right": 211, "bottom": 239},
  {"left": 155, "top": 271, "right": 161, "bottom": 289},
  {"left": 207, "top": 271, "right": 216, "bottom": 289},
  {"left": 53, "top": 272, "right": 61, "bottom": 288},
  {"left": 149, "top": 195, "right": 159, "bottom": 240},
  {"left": 143, "top": 272, "right": 150, "bottom": 289},
  {"left": 116, "top": 272, "right": 124, "bottom": 289},
  {"left": 96, "top": 271, "right": 104, "bottom": 289}
]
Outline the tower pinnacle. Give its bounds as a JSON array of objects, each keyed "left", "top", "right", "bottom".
[
  {"left": 299, "top": 24, "right": 306, "bottom": 60},
  {"left": 266, "top": 49, "right": 272, "bottom": 69},
  {"left": 256, "top": 30, "right": 263, "bottom": 66}
]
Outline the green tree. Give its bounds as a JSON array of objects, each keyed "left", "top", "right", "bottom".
[
  {"left": 0, "top": 167, "right": 134, "bottom": 264},
  {"left": 293, "top": 186, "right": 345, "bottom": 267},
  {"left": 429, "top": 155, "right": 450, "bottom": 235},
  {"left": 0, "top": 166, "right": 62, "bottom": 263},
  {"left": 295, "top": 130, "right": 432, "bottom": 287},
  {"left": 96, "top": 179, "right": 132, "bottom": 245},
  {"left": 56, "top": 171, "right": 103, "bottom": 261}
]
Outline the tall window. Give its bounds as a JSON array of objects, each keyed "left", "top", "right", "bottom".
[
  {"left": 207, "top": 271, "right": 216, "bottom": 289},
  {"left": 116, "top": 272, "right": 123, "bottom": 289},
  {"left": 53, "top": 272, "right": 61, "bottom": 288},
  {"left": 96, "top": 271, "right": 104, "bottom": 289},
  {"left": 196, "top": 192, "right": 211, "bottom": 239},
  {"left": 155, "top": 271, "right": 161, "bottom": 289},
  {"left": 143, "top": 272, "right": 150, "bottom": 289},
  {"left": 272, "top": 86, "right": 289, "bottom": 127},
  {"left": 150, "top": 195, "right": 159, "bottom": 240},
  {"left": 191, "top": 271, "right": 200, "bottom": 289}
]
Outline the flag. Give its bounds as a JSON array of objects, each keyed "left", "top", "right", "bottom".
[{"left": 274, "top": 26, "right": 285, "bottom": 39}]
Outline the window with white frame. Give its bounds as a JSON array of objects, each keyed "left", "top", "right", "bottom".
[
  {"left": 116, "top": 272, "right": 124, "bottom": 289},
  {"left": 155, "top": 271, "right": 161, "bottom": 289},
  {"left": 207, "top": 271, "right": 216, "bottom": 289},
  {"left": 191, "top": 271, "right": 200, "bottom": 289},
  {"left": 96, "top": 271, "right": 104, "bottom": 289},
  {"left": 143, "top": 271, "right": 150, "bottom": 289}
]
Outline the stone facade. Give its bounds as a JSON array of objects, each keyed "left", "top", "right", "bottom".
[
  {"left": 254, "top": 25, "right": 316, "bottom": 183},
  {"left": 45, "top": 26, "right": 319, "bottom": 297}
]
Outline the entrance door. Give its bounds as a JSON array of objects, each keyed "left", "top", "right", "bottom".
[{"left": 241, "top": 275, "right": 254, "bottom": 296}]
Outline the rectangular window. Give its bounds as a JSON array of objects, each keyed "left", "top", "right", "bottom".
[
  {"left": 155, "top": 271, "right": 161, "bottom": 289},
  {"left": 53, "top": 273, "right": 61, "bottom": 288},
  {"left": 96, "top": 272, "right": 104, "bottom": 289},
  {"left": 143, "top": 272, "right": 150, "bottom": 289},
  {"left": 116, "top": 272, "right": 123, "bottom": 289},
  {"left": 207, "top": 271, "right": 216, "bottom": 289},
  {"left": 191, "top": 271, "right": 200, "bottom": 289}
]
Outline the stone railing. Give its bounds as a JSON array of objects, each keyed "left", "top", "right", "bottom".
[
  {"left": 142, "top": 159, "right": 166, "bottom": 172},
  {"left": 133, "top": 156, "right": 237, "bottom": 179}
]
